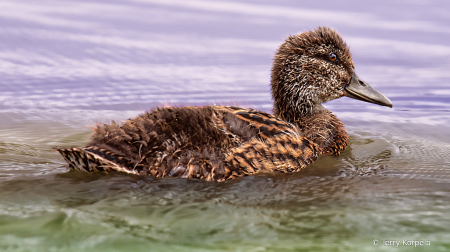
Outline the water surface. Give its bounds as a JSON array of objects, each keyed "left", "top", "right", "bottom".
[{"left": 1, "top": 0, "right": 450, "bottom": 251}]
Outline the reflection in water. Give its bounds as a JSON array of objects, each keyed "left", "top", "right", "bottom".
[{"left": 0, "top": 0, "right": 450, "bottom": 251}]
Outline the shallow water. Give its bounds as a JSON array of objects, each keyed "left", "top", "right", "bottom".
[{"left": 1, "top": 0, "right": 450, "bottom": 251}]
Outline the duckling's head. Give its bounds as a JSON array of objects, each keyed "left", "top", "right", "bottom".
[{"left": 271, "top": 27, "right": 392, "bottom": 122}]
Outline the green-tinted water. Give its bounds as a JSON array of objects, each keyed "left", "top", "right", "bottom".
[{"left": 1, "top": 116, "right": 450, "bottom": 251}]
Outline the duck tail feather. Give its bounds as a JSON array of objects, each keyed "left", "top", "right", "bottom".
[{"left": 53, "top": 147, "right": 139, "bottom": 175}]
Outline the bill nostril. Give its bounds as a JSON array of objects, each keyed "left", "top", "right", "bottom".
[{"left": 358, "top": 80, "right": 366, "bottom": 86}]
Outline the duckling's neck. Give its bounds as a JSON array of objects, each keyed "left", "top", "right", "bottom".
[
  {"left": 274, "top": 103, "right": 348, "bottom": 154},
  {"left": 273, "top": 102, "right": 326, "bottom": 123}
]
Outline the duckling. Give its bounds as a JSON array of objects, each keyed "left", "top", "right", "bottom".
[{"left": 55, "top": 27, "right": 392, "bottom": 181}]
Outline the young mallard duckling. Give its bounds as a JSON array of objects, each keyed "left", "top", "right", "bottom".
[{"left": 55, "top": 27, "right": 392, "bottom": 181}]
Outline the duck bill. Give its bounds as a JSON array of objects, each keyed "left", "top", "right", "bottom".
[{"left": 344, "top": 72, "right": 393, "bottom": 108}]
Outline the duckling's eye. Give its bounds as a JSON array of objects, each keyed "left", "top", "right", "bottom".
[{"left": 329, "top": 53, "right": 339, "bottom": 62}]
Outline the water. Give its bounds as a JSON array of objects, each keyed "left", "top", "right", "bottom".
[{"left": 1, "top": 0, "right": 450, "bottom": 251}]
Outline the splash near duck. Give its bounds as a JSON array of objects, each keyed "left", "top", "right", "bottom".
[{"left": 55, "top": 27, "right": 392, "bottom": 181}]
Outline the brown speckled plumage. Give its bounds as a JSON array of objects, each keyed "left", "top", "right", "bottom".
[{"left": 55, "top": 27, "right": 392, "bottom": 181}]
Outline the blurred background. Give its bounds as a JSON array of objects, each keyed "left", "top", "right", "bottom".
[{"left": 0, "top": 0, "right": 449, "bottom": 251}]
